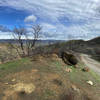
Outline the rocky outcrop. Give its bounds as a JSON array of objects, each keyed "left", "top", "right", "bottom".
[{"left": 61, "top": 51, "right": 78, "bottom": 65}]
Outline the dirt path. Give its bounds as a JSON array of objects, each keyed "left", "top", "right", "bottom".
[{"left": 81, "top": 54, "right": 100, "bottom": 76}]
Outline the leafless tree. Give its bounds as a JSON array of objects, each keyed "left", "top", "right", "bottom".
[
  {"left": 13, "top": 27, "right": 26, "bottom": 56},
  {"left": 24, "top": 24, "right": 42, "bottom": 56},
  {"left": 31, "top": 25, "right": 42, "bottom": 47},
  {"left": 10, "top": 25, "right": 42, "bottom": 57}
]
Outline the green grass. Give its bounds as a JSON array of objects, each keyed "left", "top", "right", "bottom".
[
  {"left": 78, "top": 63, "right": 100, "bottom": 83},
  {"left": 63, "top": 63, "right": 100, "bottom": 87},
  {"left": 90, "top": 70, "right": 100, "bottom": 82},
  {"left": 1, "top": 59, "right": 20, "bottom": 67},
  {"left": 0, "top": 58, "right": 29, "bottom": 70},
  {"left": 49, "top": 59, "right": 100, "bottom": 86},
  {"left": 53, "top": 61, "right": 62, "bottom": 70},
  {"left": 50, "top": 60, "right": 100, "bottom": 88},
  {"left": 0, "top": 56, "right": 100, "bottom": 87},
  {"left": 44, "top": 89, "right": 55, "bottom": 97},
  {"left": 0, "top": 58, "right": 31, "bottom": 77}
]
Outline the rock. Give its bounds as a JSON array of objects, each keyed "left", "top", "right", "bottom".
[
  {"left": 12, "top": 79, "right": 16, "bottom": 82},
  {"left": 69, "top": 56, "right": 78, "bottom": 65},
  {"left": 71, "top": 84, "right": 80, "bottom": 93},
  {"left": 5, "top": 83, "right": 8, "bottom": 85},
  {"left": 65, "top": 68, "right": 72, "bottom": 73},
  {"left": 87, "top": 81, "right": 93, "bottom": 85},
  {"left": 12, "top": 83, "right": 35, "bottom": 94},
  {"left": 61, "top": 51, "right": 78, "bottom": 65},
  {"left": 82, "top": 67, "right": 90, "bottom": 72},
  {"left": 51, "top": 53, "right": 58, "bottom": 58},
  {"left": 0, "top": 61, "right": 2, "bottom": 64},
  {"left": 51, "top": 53, "right": 60, "bottom": 61},
  {"left": 32, "top": 69, "right": 38, "bottom": 72},
  {"left": 74, "top": 65, "right": 79, "bottom": 68}
]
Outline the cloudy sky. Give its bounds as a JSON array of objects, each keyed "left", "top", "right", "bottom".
[{"left": 0, "top": 0, "right": 100, "bottom": 40}]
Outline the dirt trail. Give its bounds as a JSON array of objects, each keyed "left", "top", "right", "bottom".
[{"left": 81, "top": 54, "right": 100, "bottom": 76}]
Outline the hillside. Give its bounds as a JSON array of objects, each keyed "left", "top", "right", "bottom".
[
  {"left": 0, "top": 37, "right": 100, "bottom": 100},
  {"left": 34, "top": 37, "right": 100, "bottom": 61},
  {"left": 0, "top": 54, "right": 100, "bottom": 100},
  {"left": 88, "top": 37, "right": 100, "bottom": 45}
]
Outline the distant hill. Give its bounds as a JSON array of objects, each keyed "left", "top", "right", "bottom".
[
  {"left": 34, "top": 36, "right": 100, "bottom": 61},
  {"left": 0, "top": 36, "right": 100, "bottom": 44},
  {"left": 88, "top": 36, "right": 100, "bottom": 45},
  {"left": 0, "top": 37, "right": 100, "bottom": 61},
  {"left": 0, "top": 39, "right": 65, "bottom": 45}
]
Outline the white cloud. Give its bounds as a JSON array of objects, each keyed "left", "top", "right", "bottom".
[
  {"left": 0, "top": 31, "right": 13, "bottom": 39},
  {"left": 24, "top": 15, "right": 37, "bottom": 23},
  {"left": 0, "top": 0, "right": 100, "bottom": 39},
  {"left": 41, "top": 22, "right": 100, "bottom": 40},
  {"left": 41, "top": 23, "right": 56, "bottom": 32},
  {"left": 0, "top": 0, "right": 99, "bottom": 21}
]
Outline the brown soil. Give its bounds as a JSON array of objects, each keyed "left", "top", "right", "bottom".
[{"left": 0, "top": 54, "right": 99, "bottom": 100}]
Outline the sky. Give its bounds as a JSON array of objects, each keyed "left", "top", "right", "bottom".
[{"left": 0, "top": 0, "right": 100, "bottom": 40}]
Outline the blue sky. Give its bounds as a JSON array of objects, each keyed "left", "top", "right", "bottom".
[
  {"left": 0, "top": 6, "right": 29, "bottom": 29},
  {"left": 0, "top": 0, "right": 100, "bottom": 40}
]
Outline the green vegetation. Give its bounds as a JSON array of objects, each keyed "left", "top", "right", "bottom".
[
  {"left": 0, "top": 57, "right": 100, "bottom": 85},
  {"left": 44, "top": 89, "right": 55, "bottom": 98},
  {"left": 90, "top": 70, "right": 100, "bottom": 82},
  {"left": 50, "top": 59, "right": 100, "bottom": 88},
  {"left": 0, "top": 55, "right": 100, "bottom": 99},
  {"left": 64, "top": 63, "right": 100, "bottom": 88},
  {"left": 52, "top": 61, "right": 63, "bottom": 71},
  {"left": 0, "top": 58, "right": 28, "bottom": 70},
  {"left": 0, "top": 58, "right": 30, "bottom": 77}
]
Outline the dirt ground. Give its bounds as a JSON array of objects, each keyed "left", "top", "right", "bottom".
[{"left": 0, "top": 54, "right": 100, "bottom": 100}]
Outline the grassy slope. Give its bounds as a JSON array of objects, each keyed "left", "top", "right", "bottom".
[
  {"left": 0, "top": 57, "right": 100, "bottom": 84},
  {"left": 0, "top": 56, "right": 100, "bottom": 100},
  {"left": 0, "top": 58, "right": 31, "bottom": 77},
  {"left": 0, "top": 57, "right": 100, "bottom": 85}
]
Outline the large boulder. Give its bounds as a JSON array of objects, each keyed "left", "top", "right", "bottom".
[{"left": 61, "top": 51, "right": 78, "bottom": 65}]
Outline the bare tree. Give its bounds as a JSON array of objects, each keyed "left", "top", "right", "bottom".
[
  {"left": 12, "top": 27, "right": 26, "bottom": 56},
  {"left": 31, "top": 25, "right": 42, "bottom": 47},
  {"left": 10, "top": 25, "right": 42, "bottom": 57}
]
